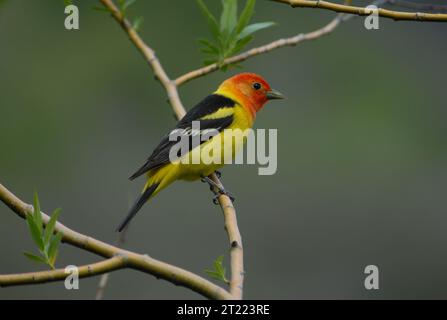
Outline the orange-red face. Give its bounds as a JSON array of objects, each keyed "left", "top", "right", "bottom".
[{"left": 218, "top": 73, "right": 284, "bottom": 114}]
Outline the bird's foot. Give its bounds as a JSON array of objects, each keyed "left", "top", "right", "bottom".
[
  {"left": 201, "top": 171, "right": 222, "bottom": 183},
  {"left": 201, "top": 175, "right": 235, "bottom": 204},
  {"left": 212, "top": 189, "right": 235, "bottom": 205}
]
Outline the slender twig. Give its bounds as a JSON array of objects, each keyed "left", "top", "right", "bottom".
[
  {"left": 95, "top": 272, "right": 110, "bottom": 299},
  {"left": 175, "top": 0, "right": 393, "bottom": 86},
  {"left": 95, "top": 227, "right": 128, "bottom": 300},
  {"left": 273, "top": 0, "right": 447, "bottom": 21},
  {"left": 0, "top": 183, "right": 232, "bottom": 299},
  {"left": 387, "top": 0, "right": 447, "bottom": 12},
  {"left": 99, "top": 0, "right": 245, "bottom": 298},
  {"left": 99, "top": 0, "right": 185, "bottom": 118},
  {"left": 210, "top": 176, "right": 244, "bottom": 299},
  {"left": 175, "top": 14, "right": 344, "bottom": 86},
  {"left": 0, "top": 256, "right": 125, "bottom": 287}
]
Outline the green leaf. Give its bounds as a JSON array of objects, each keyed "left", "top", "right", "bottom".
[
  {"left": 236, "top": 0, "right": 256, "bottom": 34},
  {"left": 220, "top": 0, "right": 238, "bottom": 34},
  {"left": 23, "top": 251, "right": 47, "bottom": 265},
  {"left": 132, "top": 16, "right": 144, "bottom": 32},
  {"left": 205, "top": 270, "right": 223, "bottom": 280},
  {"left": 203, "top": 58, "right": 218, "bottom": 66},
  {"left": 33, "top": 192, "right": 43, "bottom": 234},
  {"left": 117, "top": 0, "right": 128, "bottom": 14},
  {"left": 44, "top": 208, "right": 61, "bottom": 247},
  {"left": 214, "top": 255, "right": 225, "bottom": 274},
  {"left": 229, "top": 35, "right": 253, "bottom": 56},
  {"left": 91, "top": 5, "right": 112, "bottom": 13},
  {"left": 205, "top": 255, "right": 229, "bottom": 284},
  {"left": 48, "top": 232, "right": 63, "bottom": 266},
  {"left": 196, "top": 0, "right": 220, "bottom": 39},
  {"left": 198, "top": 38, "right": 219, "bottom": 55},
  {"left": 237, "top": 21, "right": 275, "bottom": 40},
  {"left": 26, "top": 214, "right": 44, "bottom": 251},
  {"left": 200, "top": 47, "right": 217, "bottom": 55},
  {"left": 48, "top": 250, "right": 58, "bottom": 269},
  {"left": 123, "top": 0, "right": 136, "bottom": 10}
]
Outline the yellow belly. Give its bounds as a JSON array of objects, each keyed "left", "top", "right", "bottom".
[
  {"left": 145, "top": 103, "right": 253, "bottom": 195},
  {"left": 177, "top": 104, "right": 253, "bottom": 180}
]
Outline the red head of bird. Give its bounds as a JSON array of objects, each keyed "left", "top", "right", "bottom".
[{"left": 216, "top": 73, "right": 285, "bottom": 119}]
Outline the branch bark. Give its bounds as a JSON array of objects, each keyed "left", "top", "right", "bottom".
[
  {"left": 210, "top": 175, "right": 244, "bottom": 299},
  {"left": 175, "top": 14, "right": 344, "bottom": 86},
  {"left": 0, "top": 256, "right": 125, "bottom": 287},
  {"left": 273, "top": 0, "right": 447, "bottom": 21},
  {"left": 0, "top": 183, "right": 232, "bottom": 299}
]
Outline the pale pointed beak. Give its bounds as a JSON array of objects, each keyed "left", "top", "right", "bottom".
[{"left": 266, "top": 89, "right": 285, "bottom": 100}]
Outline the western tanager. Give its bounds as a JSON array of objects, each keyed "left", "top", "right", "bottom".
[{"left": 117, "top": 73, "right": 284, "bottom": 232}]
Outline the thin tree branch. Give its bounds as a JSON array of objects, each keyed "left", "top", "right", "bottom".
[
  {"left": 272, "top": 0, "right": 447, "bottom": 21},
  {"left": 175, "top": 0, "right": 393, "bottom": 85},
  {"left": 0, "top": 256, "right": 125, "bottom": 287},
  {"left": 0, "top": 183, "right": 232, "bottom": 299},
  {"left": 95, "top": 272, "right": 111, "bottom": 299},
  {"left": 95, "top": 227, "right": 128, "bottom": 300},
  {"left": 210, "top": 176, "right": 244, "bottom": 299},
  {"left": 99, "top": 0, "right": 245, "bottom": 298},
  {"left": 99, "top": 0, "right": 186, "bottom": 118},
  {"left": 175, "top": 14, "right": 344, "bottom": 86}
]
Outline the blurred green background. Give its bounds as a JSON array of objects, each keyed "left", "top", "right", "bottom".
[{"left": 1, "top": 0, "right": 447, "bottom": 299}]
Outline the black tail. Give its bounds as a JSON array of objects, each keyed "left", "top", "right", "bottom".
[
  {"left": 129, "top": 161, "right": 152, "bottom": 181},
  {"left": 116, "top": 183, "right": 159, "bottom": 232}
]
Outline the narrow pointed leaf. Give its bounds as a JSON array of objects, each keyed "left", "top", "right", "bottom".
[
  {"left": 44, "top": 208, "right": 61, "bottom": 246},
  {"left": 205, "top": 270, "right": 223, "bottom": 280},
  {"left": 220, "top": 0, "right": 238, "bottom": 34},
  {"left": 196, "top": 0, "right": 220, "bottom": 38},
  {"left": 203, "top": 58, "right": 218, "bottom": 66},
  {"left": 33, "top": 192, "right": 43, "bottom": 234},
  {"left": 237, "top": 21, "right": 275, "bottom": 40},
  {"left": 228, "top": 35, "right": 253, "bottom": 56},
  {"left": 48, "top": 232, "right": 63, "bottom": 264},
  {"left": 49, "top": 250, "right": 59, "bottom": 269},
  {"left": 200, "top": 48, "right": 217, "bottom": 55},
  {"left": 132, "top": 16, "right": 144, "bottom": 32},
  {"left": 23, "top": 251, "right": 47, "bottom": 264},
  {"left": 91, "top": 5, "right": 112, "bottom": 13},
  {"left": 214, "top": 255, "right": 225, "bottom": 274},
  {"left": 198, "top": 38, "right": 219, "bottom": 54},
  {"left": 26, "top": 214, "right": 44, "bottom": 251},
  {"left": 123, "top": 0, "right": 136, "bottom": 10},
  {"left": 236, "top": 0, "right": 255, "bottom": 34}
]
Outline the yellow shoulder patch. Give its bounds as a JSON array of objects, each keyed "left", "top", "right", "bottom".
[{"left": 200, "top": 107, "right": 235, "bottom": 120}]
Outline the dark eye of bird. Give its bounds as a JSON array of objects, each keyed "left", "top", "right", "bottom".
[{"left": 253, "top": 82, "right": 261, "bottom": 90}]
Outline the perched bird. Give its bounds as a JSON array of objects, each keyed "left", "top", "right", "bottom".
[{"left": 117, "top": 73, "right": 284, "bottom": 232}]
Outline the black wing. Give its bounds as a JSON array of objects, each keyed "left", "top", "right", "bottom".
[{"left": 129, "top": 94, "right": 236, "bottom": 180}]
